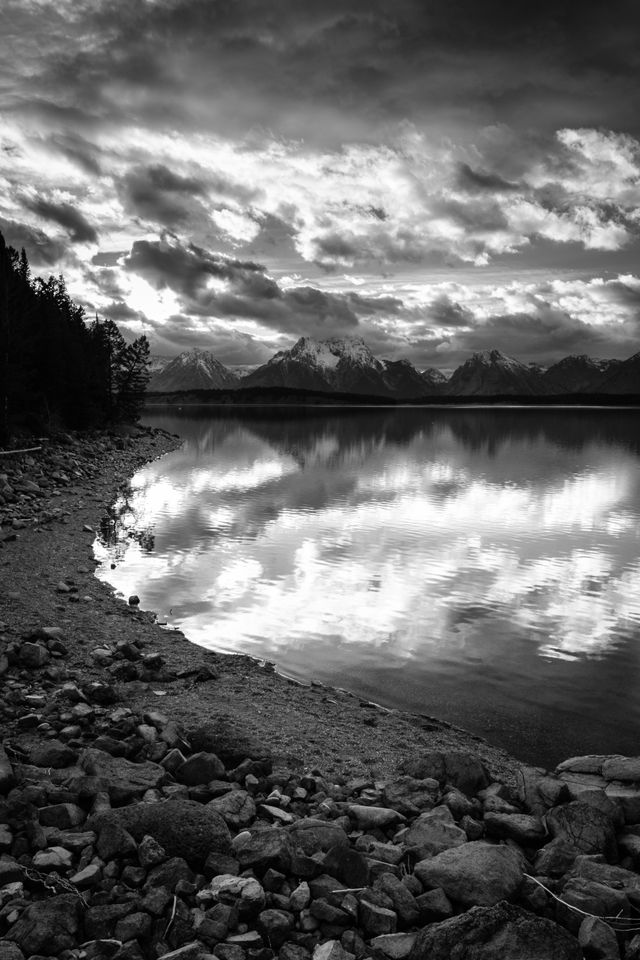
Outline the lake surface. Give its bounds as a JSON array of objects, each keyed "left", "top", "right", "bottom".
[{"left": 95, "top": 406, "right": 640, "bottom": 768}]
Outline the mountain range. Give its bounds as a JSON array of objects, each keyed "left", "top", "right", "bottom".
[{"left": 148, "top": 339, "right": 639, "bottom": 397}]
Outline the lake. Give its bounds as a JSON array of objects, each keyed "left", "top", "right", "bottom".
[{"left": 95, "top": 406, "right": 640, "bottom": 768}]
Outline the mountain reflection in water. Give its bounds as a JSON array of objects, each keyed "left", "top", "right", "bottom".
[{"left": 96, "top": 407, "right": 640, "bottom": 767}]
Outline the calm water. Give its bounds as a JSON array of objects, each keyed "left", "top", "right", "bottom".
[{"left": 96, "top": 406, "right": 640, "bottom": 768}]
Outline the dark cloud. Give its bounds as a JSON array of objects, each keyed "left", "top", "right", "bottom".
[
  {"left": 457, "top": 163, "right": 520, "bottom": 193},
  {"left": 0, "top": 217, "right": 67, "bottom": 266},
  {"left": 123, "top": 236, "right": 265, "bottom": 298},
  {"left": 24, "top": 198, "right": 98, "bottom": 243},
  {"left": 49, "top": 132, "right": 102, "bottom": 175},
  {"left": 120, "top": 164, "right": 206, "bottom": 227}
]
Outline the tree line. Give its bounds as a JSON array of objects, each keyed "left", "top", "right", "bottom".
[{"left": 0, "top": 233, "right": 150, "bottom": 443}]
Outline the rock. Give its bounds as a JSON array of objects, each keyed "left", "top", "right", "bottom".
[
  {"left": 69, "top": 863, "right": 102, "bottom": 888},
  {"left": 415, "top": 888, "right": 454, "bottom": 922},
  {"left": 414, "top": 841, "right": 524, "bottom": 908},
  {"left": 401, "top": 752, "right": 488, "bottom": 797},
  {"left": 19, "top": 641, "right": 50, "bottom": 667},
  {"left": 146, "top": 855, "right": 193, "bottom": 889},
  {"left": 403, "top": 809, "right": 467, "bottom": 859},
  {"left": 557, "top": 878, "right": 629, "bottom": 935},
  {"left": 257, "top": 908, "right": 295, "bottom": 947},
  {"left": 39, "top": 802, "right": 85, "bottom": 828},
  {"left": 578, "top": 916, "right": 620, "bottom": 959},
  {"left": 177, "top": 750, "right": 226, "bottom": 785},
  {"left": 566, "top": 855, "right": 640, "bottom": 897},
  {"left": 0, "top": 743, "right": 15, "bottom": 794},
  {"left": 602, "top": 756, "right": 640, "bottom": 782},
  {"left": 97, "top": 820, "right": 138, "bottom": 859},
  {"left": 534, "top": 838, "right": 581, "bottom": 877},
  {"left": 207, "top": 789, "right": 256, "bottom": 828},
  {"left": 546, "top": 801, "right": 618, "bottom": 860},
  {"left": 360, "top": 898, "right": 397, "bottom": 937},
  {"left": 375, "top": 873, "right": 420, "bottom": 926},
  {"left": 115, "top": 911, "right": 153, "bottom": 942},
  {"left": 200, "top": 874, "right": 266, "bottom": 916},
  {"left": 6, "top": 893, "right": 81, "bottom": 956},
  {"left": 483, "top": 812, "right": 546, "bottom": 845},
  {"left": 80, "top": 747, "right": 168, "bottom": 802},
  {"left": 28, "top": 740, "right": 77, "bottom": 768},
  {"left": 313, "top": 941, "right": 348, "bottom": 960},
  {"left": 558, "top": 772, "right": 609, "bottom": 799},
  {"left": 604, "top": 782, "right": 640, "bottom": 823},
  {"left": 236, "top": 826, "right": 296, "bottom": 873},
  {"left": 408, "top": 901, "right": 581, "bottom": 960},
  {"left": 138, "top": 833, "right": 167, "bottom": 867},
  {"left": 288, "top": 818, "right": 349, "bottom": 855},
  {"left": 99, "top": 796, "right": 231, "bottom": 867},
  {"left": 382, "top": 777, "right": 439, "bottom": 816},
  {"left": 0, "top": 943, "right": 25, "bottom": 960},
  {"left": 348, "top": 805, "right": 404, "bottom": 830},
  {"left": 323, "top": 844, "right": 369, "bottom": 887},
  {"left": 32, "top": 845, "right": 74, "bottom": 870},
  {"left": 128, "top": 595, "right": 140, "bottom": 605},
  {"left": 556, "top": 756, "right": 609, "bottom": 775},
  {"left": 154, "top": 945, "right": 209, "bottom": 960},
  {"left": 370, "top": 934, "right": 417, "bottom": 959},
  {"left": 289, "top": 881, "right": 311, "bottom": 912}
]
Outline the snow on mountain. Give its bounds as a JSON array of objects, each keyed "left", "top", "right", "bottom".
[
  {"left": 243, "top": 336, "right": 430, "bottom": 397},
  {"left": 148, "top": 348, "right": 240, "bottom": 392},
  {"left": 445, "top": 349, "right": 547, "bottom": 396},
  {"left": 542, "top": 355, "right": 618, "bottom": 393}
]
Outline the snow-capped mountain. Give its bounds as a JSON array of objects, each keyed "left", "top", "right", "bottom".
[
  {"left": 542, "top": 355, "right": 618, "bottom": 393},
  {"left": 445, "top": 349, "right": 546, "bottom": 396},
  {"left": 243, "top": 336, "right": 431, "bottom": 397},
  {"left": 148, "top": 348, "right": 240, "bottom": 392},
  {"left": 421, "top": 367, "right": 448, "bottom": 391}
]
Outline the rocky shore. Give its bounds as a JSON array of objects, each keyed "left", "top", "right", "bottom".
[{"left": 2, "top": 428, "right": 640, "bottom": 959}]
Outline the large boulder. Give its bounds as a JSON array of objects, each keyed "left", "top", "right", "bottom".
[
  {"left": 401, "top": 752, "right": 488, "bottom": 797},
  {"left": 6, "top": 894, "right": 81, "bottom": 956},
  {"left": 408, "top": 901, "right": 581, "bottom": 960},
  {"left": 95, "top": 796, "right": 231, "bottom": 866},
  {"left": 546, "top": 801, "right": 618, "bottom": 861},
  {"left": 80, "top": 747, "right": 168, "bottom": 803},
  {"left": 403, "top": 808, "right": 467, "bottom": 859},
  {"left": 414, "top": 841, "right": 524, "bottom": 907},
  {"left": 288, "top": 818, "right": 349, "bottom": 855}
]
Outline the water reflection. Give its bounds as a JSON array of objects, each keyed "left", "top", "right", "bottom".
[{"left": 96, "top": 407, "right": 640, "bottom": 765}]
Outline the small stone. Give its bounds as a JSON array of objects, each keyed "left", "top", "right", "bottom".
[
  {"left": 138, "top": 833, "right": 167, "bottom": 867},
  {"left": 360, "top": 898, "right": 397, "bottom": 937},
  {"left": 128, "top": 595, "right": 140, "bottom": 605},
  {"left": 578, "top": 915, "right": 620, "bottom": 959},
  {"left": 32, "top": 845, "right": 74, "bottom": 870},
  {"left": 69, "top": 863, "right": 102, "bottom": 889},
  {"left": 370, "top": 933, "right": 417, "bottom": 959},
  {"left": 348, "top": 804, "right": 405, "bottom": 830}
]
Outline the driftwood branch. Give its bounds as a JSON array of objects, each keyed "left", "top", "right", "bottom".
[{"left": 0, "top": 446, "right": 42, "bottom": 456}]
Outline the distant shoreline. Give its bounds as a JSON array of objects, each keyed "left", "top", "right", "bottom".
[{"left": 145, "top": 385, "right": 640, "bottom": 408}]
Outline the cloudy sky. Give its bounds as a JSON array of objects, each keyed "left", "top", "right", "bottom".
[{"left": 2, "top": 0, "right": 640, "bottom": 370}]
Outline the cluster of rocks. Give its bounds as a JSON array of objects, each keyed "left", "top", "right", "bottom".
[
  {"left": 4, "top": 653, "right": 640, "bottom": 960},
  {"left": 0, "top": 428, "right": 175, "bottom": 538}
]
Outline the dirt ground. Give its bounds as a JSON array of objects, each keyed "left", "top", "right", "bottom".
[{"left": 0, "top": 428, "right": 522, "bottom": 785}]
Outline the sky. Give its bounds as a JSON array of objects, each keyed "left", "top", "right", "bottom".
[{"left": 1, "top": 0, "right": 640, "bottom": 371}]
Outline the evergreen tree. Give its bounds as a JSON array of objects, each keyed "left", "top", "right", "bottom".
[{"left": 0, "top": 230, "right": 152, "bottom": 438}]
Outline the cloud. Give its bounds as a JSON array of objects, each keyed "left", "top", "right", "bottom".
[
  {"left": 0, "top": 216, "right": 67, "bottom": 265},
  {"left": 24, "top": 197, "right": 98, "bottom": 243},
  {"left": 120, "top": 163, "right": 206, "bottom": 227}
]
